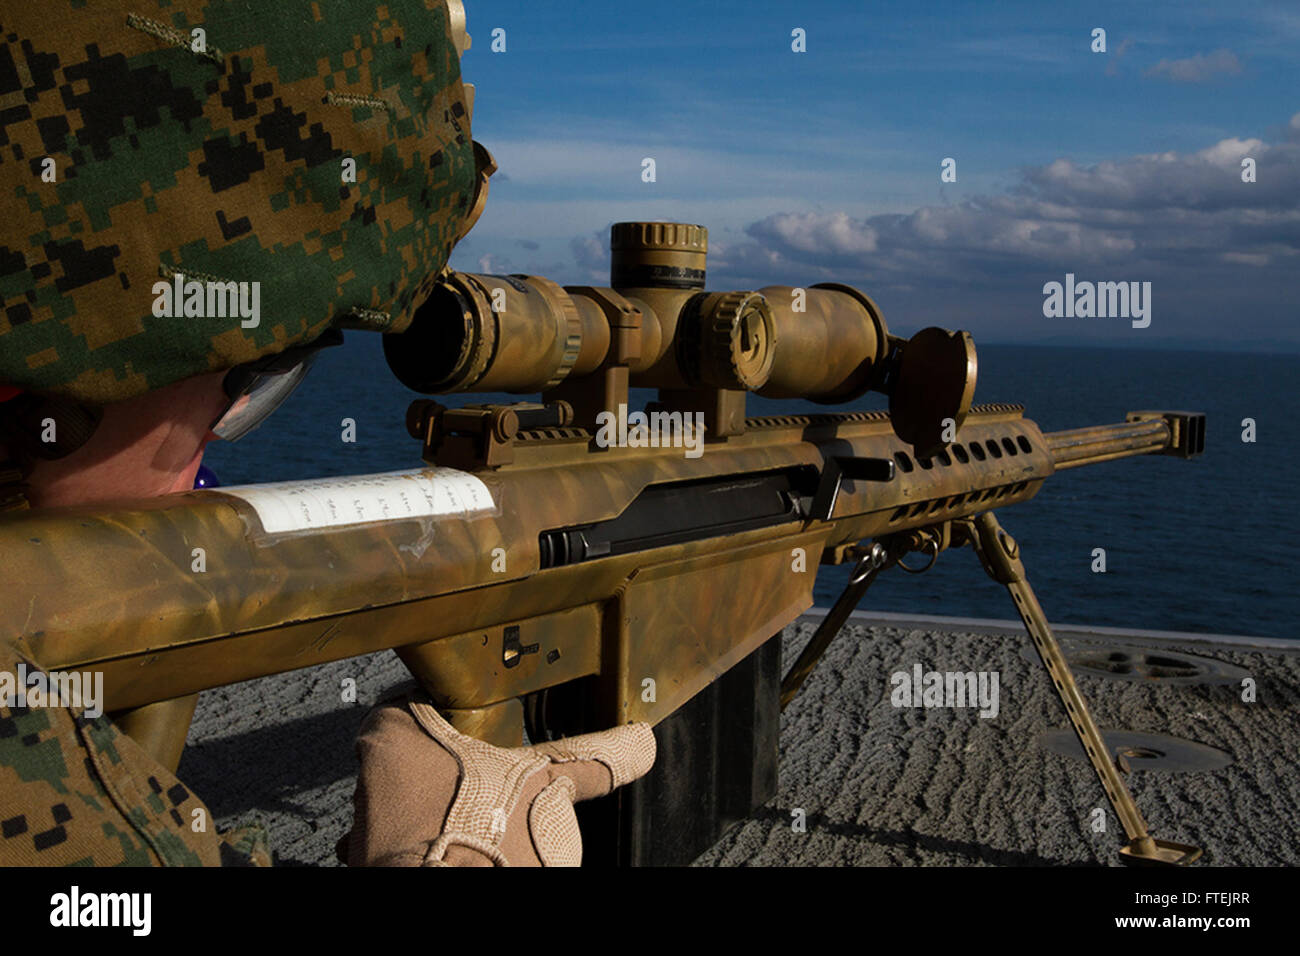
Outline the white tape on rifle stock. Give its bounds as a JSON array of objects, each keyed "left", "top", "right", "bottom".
[{"left": 216, "top": 467, "right": 496, "bottom": 534}]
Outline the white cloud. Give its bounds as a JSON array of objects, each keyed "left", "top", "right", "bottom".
[
  {"left": 463, "top": 112, "right": 1300, "bottom": 347},
  {"left": 693, "top": 117, "right": 1300, "bottom": 345},
  {"left": 1145, "top": 49, "right": 1243, "bottom": 83},
  {"left": 568, "top": 232, "right": 609, "bottom": 283},
  {"left": 755, "top": 211, "right": 878, "bottom": 255},
  {"left": 1195, "top": 137, "right": 1264, "bottom": 165},
  {"left": 476, "top": 252, "right": 509, "bottom": 273}
]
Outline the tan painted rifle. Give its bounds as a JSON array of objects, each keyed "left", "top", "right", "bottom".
[{"left": 2, "top": 222, "right": 1206, "bottom": 865}]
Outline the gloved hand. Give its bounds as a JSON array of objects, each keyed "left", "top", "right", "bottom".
[{"left": 341, "top": 692, "right": 656, "bottom": 866}]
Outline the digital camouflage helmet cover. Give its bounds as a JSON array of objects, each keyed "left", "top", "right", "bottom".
[
  {"left": 0, "top": 0, "right": 490, "bottom": 404},
  {"left": 0, "top": 0, "right": 489, "bottom": 867}
]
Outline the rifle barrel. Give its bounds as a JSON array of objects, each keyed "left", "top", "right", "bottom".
[
  {"left": 1044, "top": 411, "right": 1204, "bottom": 470},
  {"left": 1046, "top": 420, "right": 1170, "bottom": 470}
]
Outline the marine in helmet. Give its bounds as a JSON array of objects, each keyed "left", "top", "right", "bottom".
[{"left": 0, "top": 0, "right": 653, "bottom": 866}]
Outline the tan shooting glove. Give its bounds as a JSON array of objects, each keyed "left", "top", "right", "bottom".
[{"left": 342, "top": 693, "right": 656, "bottom": 866}]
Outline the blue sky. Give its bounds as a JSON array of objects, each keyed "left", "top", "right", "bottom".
[{"left": 447, "top": 1, "right": 1299, "bottom": 351}]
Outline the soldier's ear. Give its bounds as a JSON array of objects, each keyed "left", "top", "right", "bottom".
[{"left": 0, "top": 392, "right": 103, "bottom": 461}]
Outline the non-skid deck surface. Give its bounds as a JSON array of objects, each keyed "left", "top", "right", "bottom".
[{"left": 180, "top": 618, "right": 1299, "bottom": 866}]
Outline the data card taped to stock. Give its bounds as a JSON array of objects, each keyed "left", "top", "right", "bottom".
[{"left": 218, "top": 468, "right": 496, "bottom": 535}]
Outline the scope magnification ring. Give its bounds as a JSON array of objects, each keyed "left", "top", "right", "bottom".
[
  {"left": 451, "top": 274, "right": 499, "bottom": 390},
  {"left": 518, "top": 273, "right": 583, "bottom": 389}
]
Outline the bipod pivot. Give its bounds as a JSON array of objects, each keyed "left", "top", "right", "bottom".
[
  {"left": 780, "top": 541, "right": 893, "bottom": 710},
  {"left": 779, "top": 526, "right": 949, "bottom": 710}
]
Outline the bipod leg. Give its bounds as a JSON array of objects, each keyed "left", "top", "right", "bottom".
[
  {"left": 959, "top": 511, "right": 1201, "bottom": 866},
  {"left": 780, "top": 542, "right": 890, "bottom": 711}
]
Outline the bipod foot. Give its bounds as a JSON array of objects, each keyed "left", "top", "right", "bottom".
[{"left": 1119, "top": 836, "right": 1203, "bottom": 867}]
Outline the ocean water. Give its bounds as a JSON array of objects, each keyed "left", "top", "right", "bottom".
[{"left": 204, "top": 339, "right": 1299, "bottom": 640}]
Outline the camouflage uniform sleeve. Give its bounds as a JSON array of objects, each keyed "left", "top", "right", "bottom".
[{"left": 0, "top": 637, "right": 221, "bottom": 865}]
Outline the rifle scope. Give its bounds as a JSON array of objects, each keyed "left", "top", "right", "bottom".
[{"left": 384, "top": 222, "right": 976, "bottom": 451}]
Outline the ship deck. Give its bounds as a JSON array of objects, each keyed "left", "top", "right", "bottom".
[{"left": 180, "top": 613, "right": 1300, "bottom": 866}]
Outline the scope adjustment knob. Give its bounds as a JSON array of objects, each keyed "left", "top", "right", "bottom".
[
  {"left": 610, "top": 221, "right": 708, "bottom": 253},
  {"left": 696, "top": 290, "right": 777, "bottom": 391},
  {"left": 610, "top": 222, "right": 708, "bottom": 290}
]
